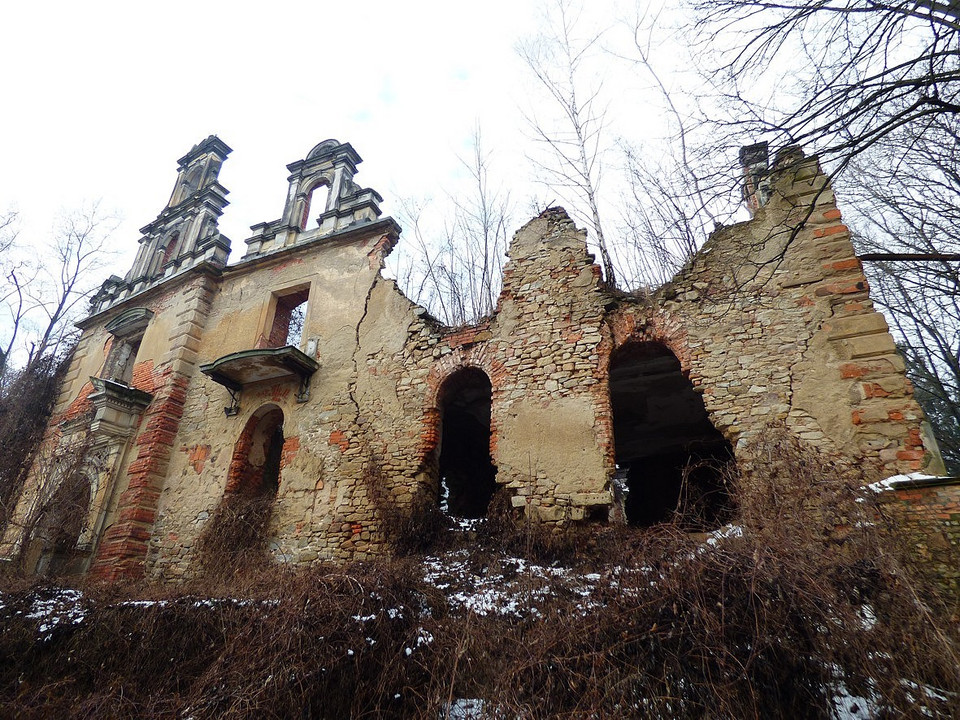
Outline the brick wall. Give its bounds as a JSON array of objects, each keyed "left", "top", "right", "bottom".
[{"left": 881, "top": 477, "right": 960, "bottom": 592}]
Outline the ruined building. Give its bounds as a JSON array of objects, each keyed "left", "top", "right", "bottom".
[{"left": 2, "top": 137, "right": 954, "bottom": 582}]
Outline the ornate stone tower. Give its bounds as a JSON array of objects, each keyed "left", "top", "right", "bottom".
[{"left": 90, "top": 136, "right": 232, "bottom": 314}]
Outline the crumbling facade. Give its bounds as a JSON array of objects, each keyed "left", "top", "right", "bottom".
[{"left": 1, "top": 137, "right": 952, "bottom": 582}]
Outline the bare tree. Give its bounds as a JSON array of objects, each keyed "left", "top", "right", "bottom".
[
  {"left": 448, "top": 130, "right": 511, "bottom": 322},
  {"left": 519, "top": 0, "right": 618, "bottom": 287},
  {"left": 0, "top": 203, "right": 117, "bottom": 375},
  {"left": 393, "top": 131, "right": 511, "bottom": 326},
  {"left": 0, "top": 354, "right": 69, "bottom": 537},
  {"left": 843, "top": 118, "right": 960, "bottom": 472},
  {"left": 0, "top": 212, "right": 35, "bottom": 377},
  {"left": 0, "top": 204, "right": 116, "bottom": 539},
  {"left": 615, "top": 12, "right": 748, "bottom": 288},
  {"left": 691, "top": 0, "right": 960, "bottom": 168},
  {"left": 9, "top": 420, "right": 99, "bottom": 575},
  {"left": 25, "top": 203, "right": 117, "bottom": 368}
]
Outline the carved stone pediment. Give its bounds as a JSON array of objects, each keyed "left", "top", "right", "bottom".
[{"left": 88, "top": 377, "right": 154, "bottom": 438}]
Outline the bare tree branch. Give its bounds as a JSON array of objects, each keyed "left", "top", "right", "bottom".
[{"left": 519, "top": 0, "right": 618, "bottom": 287}]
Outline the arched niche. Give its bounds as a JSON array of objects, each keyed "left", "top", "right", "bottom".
[
  {"left": 300, "top": 182, "right": 330, "bottom": 229},
  {"left": 27, "top": 472, "right": 93, "bottom": 577},
  {"left": 609, "top": 341, "right": 733, "bottom": 529},
  {"left": 437, "top": 367, "right": 497, "bottom": 518},
  {"left": 226, "top": 405, "right": 285, "bottom": 498}
]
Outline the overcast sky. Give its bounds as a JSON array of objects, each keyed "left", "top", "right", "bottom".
[{"left": 2, "top": 0, "right": 688, "bottom": 277}]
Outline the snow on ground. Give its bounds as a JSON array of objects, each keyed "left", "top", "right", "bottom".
[
  {"left": 0, "top": 525, "right": 744, "bottom": 639},
  {"left": 867, "top": 472, "right": 946, "bottom": 493},
  {"left": 12, "top": 588, "right": 88, "bottom": 640},
  {"left": 831, "top": 683, "right": 875, "bottom": 719},
  {"left": 420, "top": 549, "right": 612, "bottom": 618},
  {"left": 3, "top": 525, "right": 955, "bottom": 717}
]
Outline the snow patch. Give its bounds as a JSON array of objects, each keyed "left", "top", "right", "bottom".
[{"left": 867, "top": 473, "right": 944, "bottom": 493}]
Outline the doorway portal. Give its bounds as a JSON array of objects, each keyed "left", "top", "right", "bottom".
[
  {"left": 438, "top": 368, "right": 496, "bottom": 518},
  {"left": 609, "top": 342, "right": 733, "bottom": 529},
  {"left": 228, "top": 405, "right": 285, "bottom": 498}
]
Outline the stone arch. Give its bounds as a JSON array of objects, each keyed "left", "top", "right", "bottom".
[
  {"left": 27, "top": 471, "right": 93, "bottom": 576},
  {"left": 160, "top": 231, "right": 180, "bottom": 267},
  {"left": 607, "top": 339, "right": 734, "bottom": 530},
  {"left": 181, "top": 164, "right": 204, "bottom": 198},
  {"left": 225, "top": 404, "right": 285, "bottom": 498},
  {"left": 299, "top": 178, "right": 331, "bottom": 229},
  {"left": 307, "top": 138, "right": 341, "bottom": 159},
  {"left": 433, "top": 366, "right": 498, "bottom": 518},
  {"left": 419, "top": 344, "right": 504, "bottom": 461},
  {"left": 606, "top": 309, "right": 694, "bottom": 376}
]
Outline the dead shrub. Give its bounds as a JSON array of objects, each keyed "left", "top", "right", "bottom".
[
  {"left": 194, "top": 492, "right": 275, "bottom": 580},
  {"left": 365, "top": 459, "right": 452, "bottom": 556},
  {"left": 0, "top": 425, "right": 958, "bottom": 718},
  {"left": 0, "top": 354, "right": 69, "bottom": 534}
]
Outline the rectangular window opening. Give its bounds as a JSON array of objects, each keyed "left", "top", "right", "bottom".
[{"left": 266, "top": 288, "right": 310, "bottom": 349}]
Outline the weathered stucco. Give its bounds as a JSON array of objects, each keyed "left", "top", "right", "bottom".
[{"left": 2, "top": 137, "right": 951, "bottom": 582}]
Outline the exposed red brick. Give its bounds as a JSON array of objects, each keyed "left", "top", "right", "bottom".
[
  {"left": 823, "top": 258, "right": 861, "bottom": 272},
  {"left": 91, "top": 370, "right": 190, "bottom": 581},
  {"left": 329, "top": 429, "right": 349, "bottom": 453},
  {"left": 896, "top": 449, "right": 925, "bottom": 461},
  {"left": 813, "top": 224, "right": 849, "bottom": 238},
  {"left": 182, "top": 444, "right": 211, "bottom": 474},
  {"left": 59, "top": 381, "right": 95, "bottom": 422},
  {"left": 862, "top": 383, "right": 891, "bottom": 399},
  {"left": 280, "top": 436, "right": 300, "bottom": 469},
  {"left": 840, "top": 363, "right": 869, "bottom": 379},
  {"left": 814, "top": 280, "right": 868, "bottom": 296}
]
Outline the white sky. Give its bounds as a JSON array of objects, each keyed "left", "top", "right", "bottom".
[{"left": 1, "top": 1, "right": 691, "bottom": 278}]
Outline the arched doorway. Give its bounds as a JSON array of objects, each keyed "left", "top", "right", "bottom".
[
  {"left": 206, "top": 405, "right": 284, "bottom": 561},
  {"left": 437, "top": 368, "right": 497, "bottom": 518},
  {"left": 609, "top": 342, "right": 733, "bottom": 529},
  {"left": 227, "top": 405, "right": 285, "bottom": 498},
  {"left": 27, "top": 473, "right": 92, "bottom": 576}
]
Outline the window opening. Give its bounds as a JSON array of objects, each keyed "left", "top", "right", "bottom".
[
  {"left": 287, "top": 303, "right": 306, "bottom": 349},
  {"left": 161, "top": 233, "right": 179, "bottom": 267},
  {"left": 437, "top": 368, "right": 497, "bottom": 518},
  {"left": 301, "top": 183, "right": 330, "bottom": 229},
  {"left": 609, "top": 342, "right": 733, "bottom": 530},
  {"left": 105, "top": 336, "right": 142, "bottom": 386},
  {"left": 266, "top": 289, "right": 309, "bottom": 348},
  {"left": 203, "top": 406, "right": 284, "bottom": 564},
  {"left": 103, "top": 308, "right": 152, "bottom": 387}
]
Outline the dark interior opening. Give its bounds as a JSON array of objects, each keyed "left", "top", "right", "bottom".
[
  {"left": 609, "top": 342, "right": 734, "bottom": 530},
  {"left": 242, "top": 408, "right": 284, "bottom": 497},
  {"left": 438, "top": 367, "right": 497, "bottom": 518},
  {"left": 261, "top": 425, "right": 284, "bottom": 496},
  {"left": 224, "top": 406, "right": 285, "bottom": 500},
  {"left": 30, "top": 473, "right": 92, "bottom": 576}
]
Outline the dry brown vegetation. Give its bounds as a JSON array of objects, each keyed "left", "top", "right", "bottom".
[
  {"left": 1, "top": 431, "right": 958, "bottom": 719},
  {"left": 0, "top": 355, "right": 68, "bottom": 533}
]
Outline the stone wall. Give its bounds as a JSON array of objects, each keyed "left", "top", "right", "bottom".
[
  {"left": 3, "top": 138, "right": 948, "bottom": 582},
  {"left": 147, "top": 224, "right": 400, "bottom": 579},
  {"left": 599, "top": 153, "right": 937, "bottom": 480},
  {"left": 882, "top": 477, "right": 960, "bottom": 592},
  {"left": 355, "top": 208, "right": 610, "bottom": 525}
]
